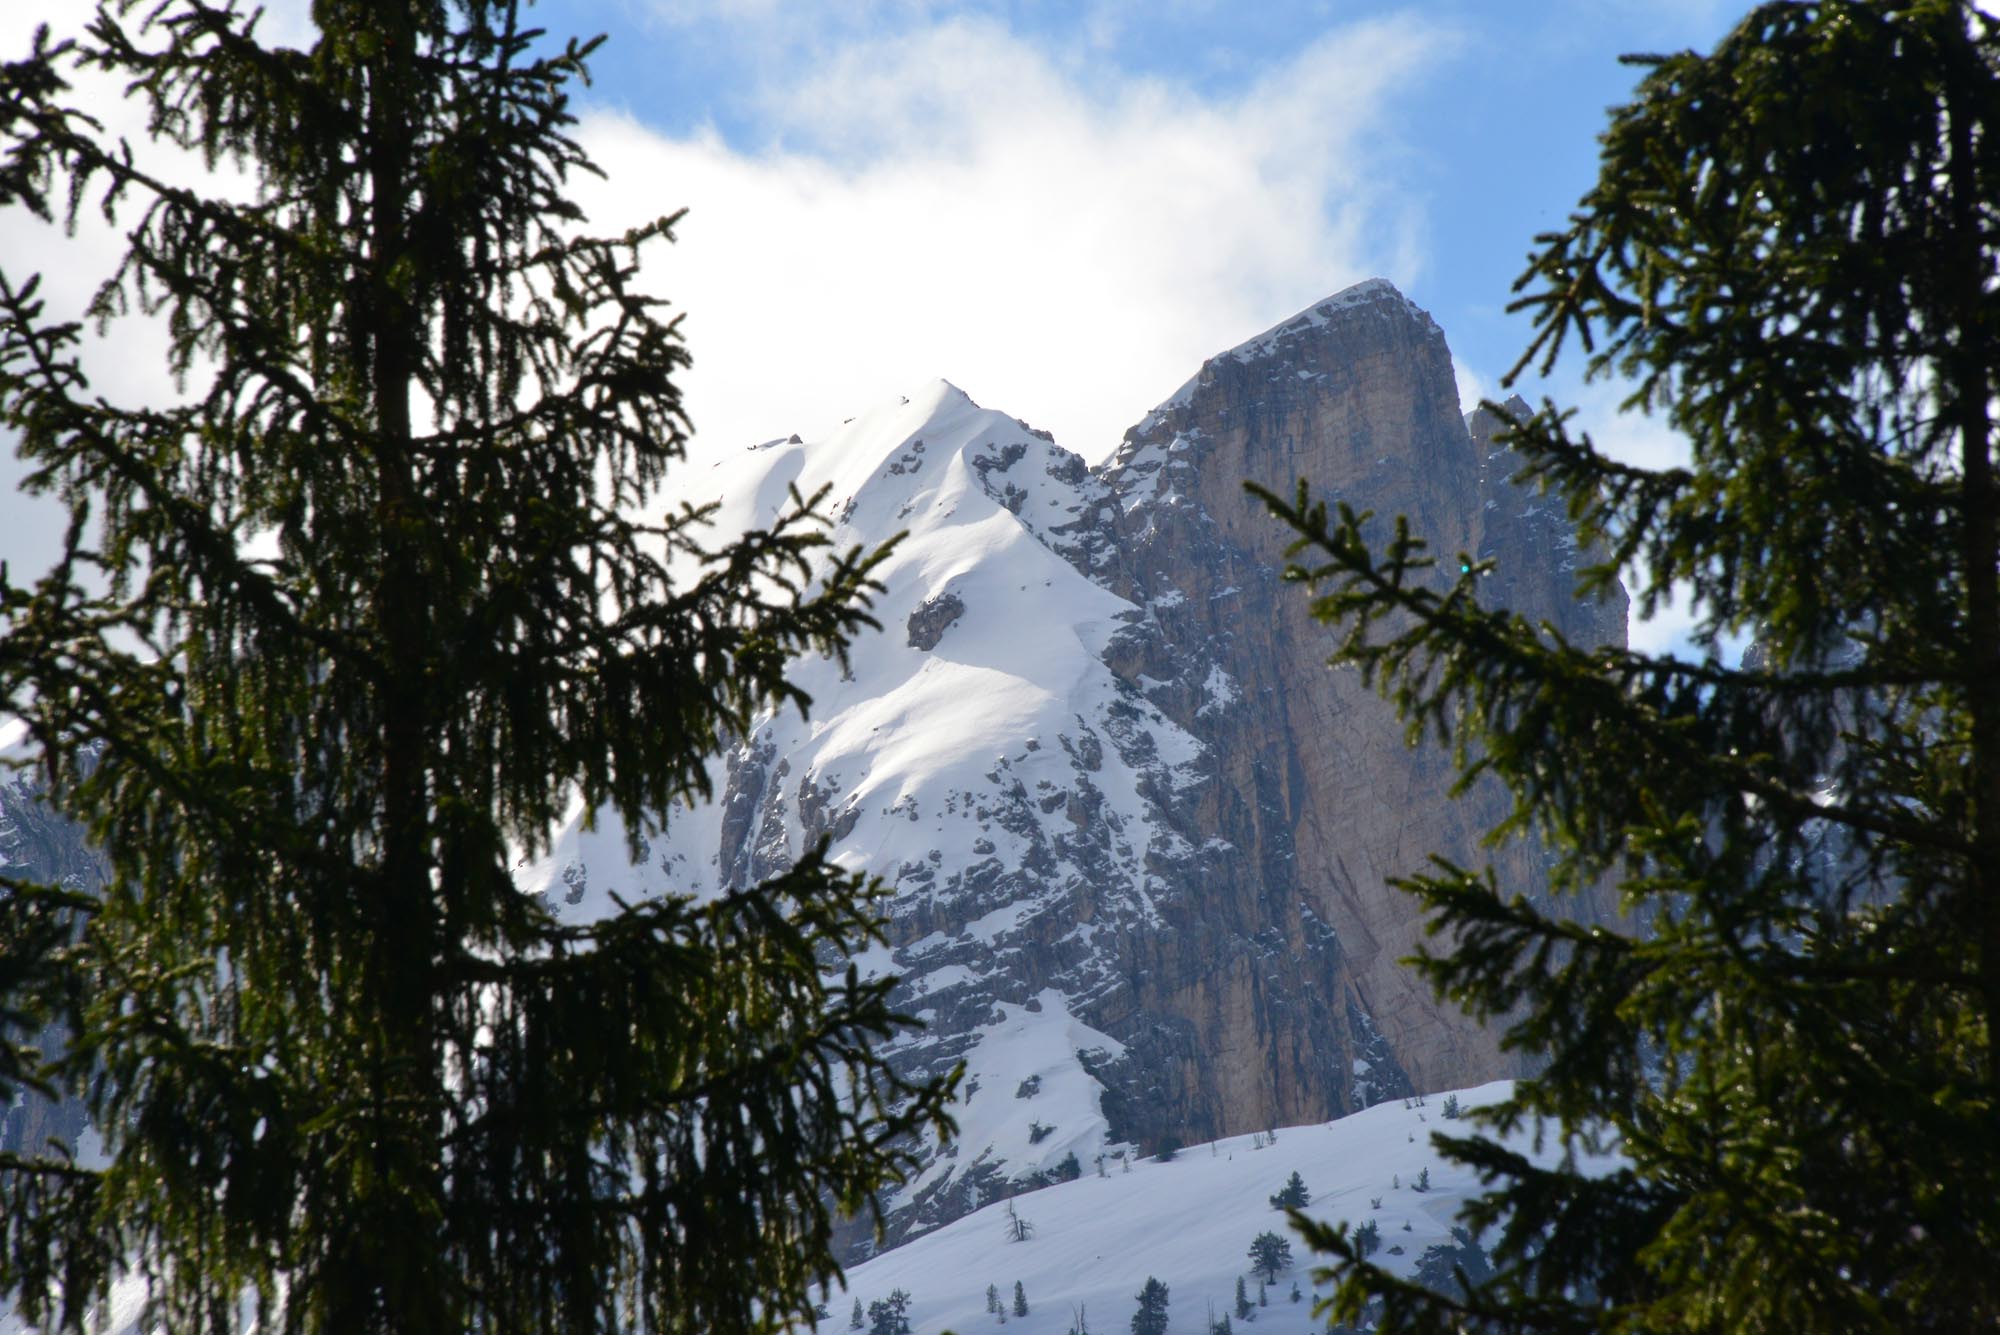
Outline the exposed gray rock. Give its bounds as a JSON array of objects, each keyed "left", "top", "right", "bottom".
[{"left": 906, "top": 592, "right": 966, "bottom": 651}]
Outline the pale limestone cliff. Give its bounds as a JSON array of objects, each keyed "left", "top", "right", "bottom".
[{"left": 1092, "top": 281, "right": 1626, "bottom": 1113}]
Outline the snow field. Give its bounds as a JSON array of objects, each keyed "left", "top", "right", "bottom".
[{"left": 840, "top": 1082, "right": 1611, "bottom": 1335}]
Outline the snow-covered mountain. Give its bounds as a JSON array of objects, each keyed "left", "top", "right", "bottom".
[
  {"left": 1, "top": 279, "right": 1625, "bottom": 1265},
  {"left": 516, "top": 278, "right": 1628, "bottom": 1256}
]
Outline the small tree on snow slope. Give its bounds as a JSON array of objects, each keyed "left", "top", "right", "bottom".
[
  {"left": 1269, "top": 1171, "right": 1311, "bottom": 1211},
  {"left": 868, "top": 1292, "right": 913, "bottom": 1335},
  {"left": 1248, "top": 1231, "right": 1293, "bottom": 1284},
  {"left": 1130, "top": 1278, "right": 1170, "bottom": 1335}
]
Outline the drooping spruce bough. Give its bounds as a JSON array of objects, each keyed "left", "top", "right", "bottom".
[
  {"left": 1258, "top": 2, "right": 2000, "bottom": 1331},
  {"left": 0, "top": 3, "right": 955, "bottom": 1332}
]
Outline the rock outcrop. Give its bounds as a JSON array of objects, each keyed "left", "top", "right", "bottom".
[{"left": 1085, "top": 286, "right": 1626, "bottom": 1108}]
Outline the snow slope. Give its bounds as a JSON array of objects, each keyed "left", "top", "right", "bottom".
[
  {"left": 837, "top": 1082, "right": 1614, "bottom": 1335},
  {"left": 515, "top": 378, "right": 1173, "bottom": 928}
]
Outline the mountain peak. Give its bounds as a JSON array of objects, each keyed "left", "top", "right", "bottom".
[
  {"left": 1218, "top": 277, "right": 1434, "bottom": 367},
  {"left": 1125, "top": 280, "right": 1439, "bottom": 443}
]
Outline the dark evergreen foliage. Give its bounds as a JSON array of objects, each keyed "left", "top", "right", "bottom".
[
  {"left": 1014, "top": 1280, "right": 1030, "bottom": 1318},
  {"left": 1129, "top": 1277, "right": 1170, "bottom": 1335},
  {"left": 1268, "top": 1170, "right": 1310, "bottom": 1211},
  {"left": 868, "top": 1291, "right": 913, "bottom": 1335},
  {"left": 1410, "top": 1228, "right": 1493, "bottom": 1306},
  {"left": 0, "top": 3, "right": 954, "bottom": 1333},
  {"left": 1247, "top": 1232, "right": 1293, "bottom": 1285},
  {"left": 1262, "top": 1, "right": 2000, "bottom": 1330}
]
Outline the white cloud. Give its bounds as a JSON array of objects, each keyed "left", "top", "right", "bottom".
[
  {"left": 0, "top": 4, "right": 1450, "bottom": 584},
  {"left": 568, "top": 12, "right": 1452, "bottom": 462},
  {"left": 1453, "top": 362, "right": 1490, "bottom": 418}
]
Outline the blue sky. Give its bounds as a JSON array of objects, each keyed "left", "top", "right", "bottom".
[
  {"left": 0, "top": 0, "right": 1758, "bottom": 650},
  {"left": 534, "top": 0, "right": 1736, "bottom": 409}
]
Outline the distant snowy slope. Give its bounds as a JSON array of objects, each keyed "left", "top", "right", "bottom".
[{"left": 839, "top": 1082, "right": 1616, "bottom": 1335}]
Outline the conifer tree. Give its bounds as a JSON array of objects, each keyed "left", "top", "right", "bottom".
[
  {"left": 0, "top": 3, "right": 953, "bottom": 1333},
  {"left": 1129, "top": 1277, "right": 1170, "bottom": 1335},
  {"left": 867, "top": 1291, "right": 913, "bottom": 1335},
  {"left": 1262, "top": 1, "right": 2000, "bottom": 1329},
  {"left": 1247, "top": 1233, "right": 1292, "bottom": 1286},
  {"left": 1014, "top": 1280, "right": 1030, "bottom": 1318},
  {"left": 1268, "top": 1170, "right": 1310, "bottom": 1210}
]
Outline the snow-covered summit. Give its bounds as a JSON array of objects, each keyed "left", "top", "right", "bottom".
[{"left": 517, "top": 377, "right": 1160, "bottom": 916}]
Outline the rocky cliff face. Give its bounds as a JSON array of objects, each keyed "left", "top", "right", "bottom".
[{"left": 1084, "top": 284, "right": 1626, "bottom": 1121}]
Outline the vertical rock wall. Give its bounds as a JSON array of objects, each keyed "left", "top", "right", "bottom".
[{"left": 1089, "top": 280, "right": 1626, "bottom": 1112}]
